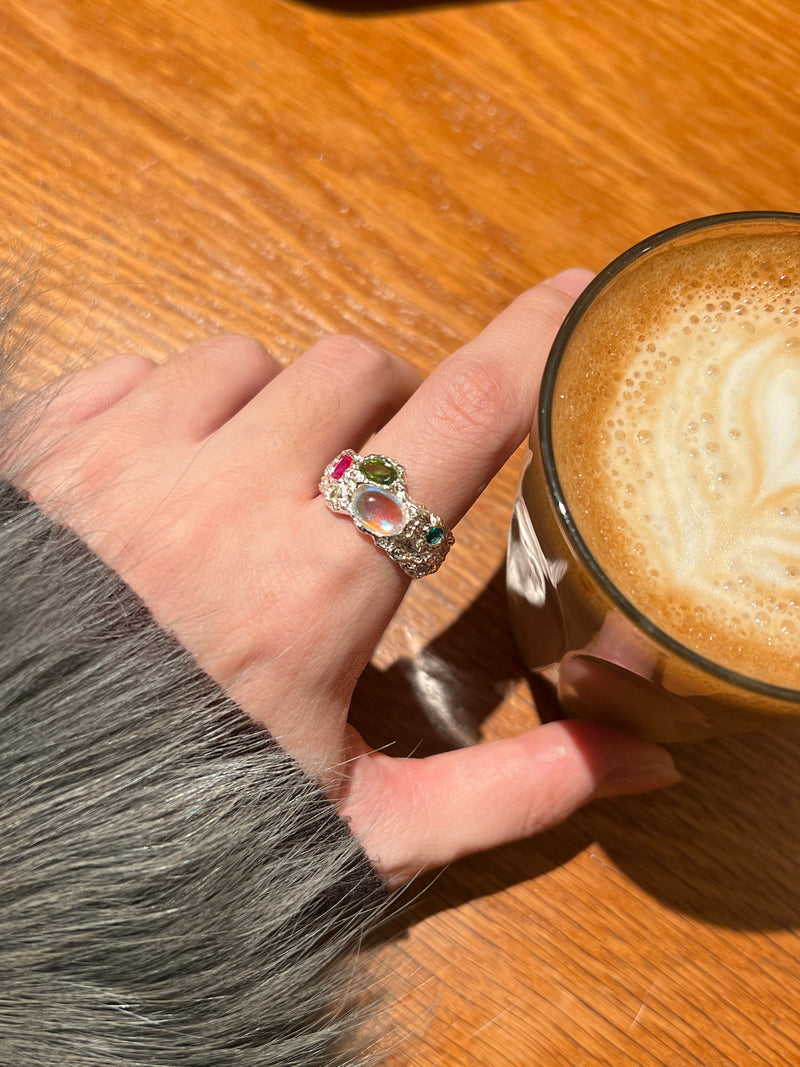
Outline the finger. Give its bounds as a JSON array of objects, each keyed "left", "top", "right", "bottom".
[
  {"left": 214, "top": 334, "right": 421, "bottom": 494},
  {"left": 120, "top": 335, "right": 282, "bottom": 441},
  {"left": 48, "top": 354, "right": 158, "bottom": 422},
  {"left": 6, "top": 353, "right": 156, "bottom": 468},
  {"left": 368, "top": 270, "right": 595, "bottom": 527},
  {"left": 341, "top": 719, "right": 680, "bottom": 888},
  {"left": 19, "top": 352, "right": 155, "bottom": 430}
]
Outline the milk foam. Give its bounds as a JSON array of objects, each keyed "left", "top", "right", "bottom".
[{"left": 554, "top": 231, "right": 800, "bottom": 687}]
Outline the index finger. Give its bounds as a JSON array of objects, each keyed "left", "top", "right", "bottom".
[{"left": 367, "top": 269, "right": 594, "bottom": 527}]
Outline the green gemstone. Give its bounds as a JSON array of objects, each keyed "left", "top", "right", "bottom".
[
  {"left": 361, "top": 456, "right": 397, "bottom": 485},
  {"left": 425, "top": 526, "right": 445, "bottom": 545}
]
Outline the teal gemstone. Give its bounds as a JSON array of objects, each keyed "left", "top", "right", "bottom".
[
  {"left": 425, "top": 526, "right": 445, "bottom": 545},
  {"left": 361, "top": 456, "right": 397, "bottom": 486}
]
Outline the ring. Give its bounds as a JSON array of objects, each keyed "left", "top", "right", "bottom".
[{"left": 319, "top": 450, "right": 454, "bottom": 578}]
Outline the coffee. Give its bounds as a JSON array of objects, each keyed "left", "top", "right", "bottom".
[{"left": 552, "top": 227, "right": 800, "bottom": 689}]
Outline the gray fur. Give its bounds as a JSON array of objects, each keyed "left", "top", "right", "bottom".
[{"left": 0, "top": 330, "right": 387, "bottom": 1063}]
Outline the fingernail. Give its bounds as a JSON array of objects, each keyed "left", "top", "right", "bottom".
[
  {"left": 542, "top": 267, "right": 596, "bottom": 299},
  {"left": 596, "top": 751, "right": 681, "bottom": 798}
]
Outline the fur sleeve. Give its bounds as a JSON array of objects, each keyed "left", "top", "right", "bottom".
[{"left": 0, "top": 478, "right": 387, "bottom": 1066}]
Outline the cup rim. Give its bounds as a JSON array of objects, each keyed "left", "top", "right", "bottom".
[{"left": 539, "top": 210, "right": 800, "bottom": 704}]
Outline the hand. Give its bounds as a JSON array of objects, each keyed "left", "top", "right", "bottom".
[{"left": 16, "top": 269, "right": 679, "bottom": 888}]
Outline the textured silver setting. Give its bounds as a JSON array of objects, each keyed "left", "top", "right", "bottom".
[{"left": 319, "top": 450, "right": 454, "bottom": 578}]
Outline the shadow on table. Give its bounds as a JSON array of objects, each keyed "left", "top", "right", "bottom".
[
  {"left": 351, "top": 566, "right": 525, "bottom": 760},
  {"left": 590, "top": 724, "right": 800, "bottom": 931},
  {"left": 353, "top": 565, "right": 800, "bottom": 936}
]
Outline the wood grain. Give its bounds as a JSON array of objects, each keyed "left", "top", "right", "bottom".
[{"left": 2, "top": 0, "right": 799, "bottom": 1062}]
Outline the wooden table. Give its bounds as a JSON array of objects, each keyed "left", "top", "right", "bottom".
[{"left": 3, "top": 0, "right": 799, "bottom": 1063}]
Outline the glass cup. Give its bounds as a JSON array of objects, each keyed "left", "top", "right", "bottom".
[{"left": 507, "top": 212, "right": 800, "bottom": 742}]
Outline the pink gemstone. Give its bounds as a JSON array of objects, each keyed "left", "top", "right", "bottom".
[
  {"left": 332, "top": 454, "right": 354, "bottom": 480},
  {"left": 352, "top": 487, "right": 405, "bottom": 537}
]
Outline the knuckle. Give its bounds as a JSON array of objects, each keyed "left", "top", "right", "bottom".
[
  {"left": 191, "top": 333, "right": 272, "bottom": 368},
  {"left": 425, "top": 357, "right": 516, "bottom": 445},
  {"left": 510, "top": 286, "right": 575, "bottom": 337},
  {"left": 311, "top": 334, "right": 394, "bottom": 383}
]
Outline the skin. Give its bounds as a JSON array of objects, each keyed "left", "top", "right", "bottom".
[{"left": 16, "top": 269, "right": 679, "bottom": 889}]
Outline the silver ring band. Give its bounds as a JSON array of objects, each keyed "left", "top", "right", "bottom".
[{"left": 319, "top": 450, "right": 454, "bottom": 578}]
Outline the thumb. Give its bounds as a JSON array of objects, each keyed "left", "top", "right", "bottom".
[{"left": 343, "top": 720, "right": 680, "bottom": 888}]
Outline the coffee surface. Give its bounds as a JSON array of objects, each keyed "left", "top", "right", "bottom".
[{"left": 553, "top": 226, "right": 800, "bottom": 689}]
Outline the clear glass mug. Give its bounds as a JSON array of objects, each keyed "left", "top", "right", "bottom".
[{"left": 507, "top": 212, "right": 800, "bottom": 743}]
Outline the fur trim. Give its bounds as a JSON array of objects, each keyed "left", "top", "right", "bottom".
[{"left": 0, "top": 394, "right": 387, "bottom": 1061}]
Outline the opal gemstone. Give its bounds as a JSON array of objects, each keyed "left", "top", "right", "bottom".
[
  {"left": 332, "top": 454, "right": 354, "bottom": 480},
  {"left": 361, "top": 456, "right": 397, "bottom": 485},
  {"left": 352, "top": 486, "right": 405, "bottom": 537}
]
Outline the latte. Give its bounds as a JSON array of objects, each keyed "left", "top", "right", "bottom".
[{"left": 552, "top": 224, "right": 800, "bottom": 689}]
